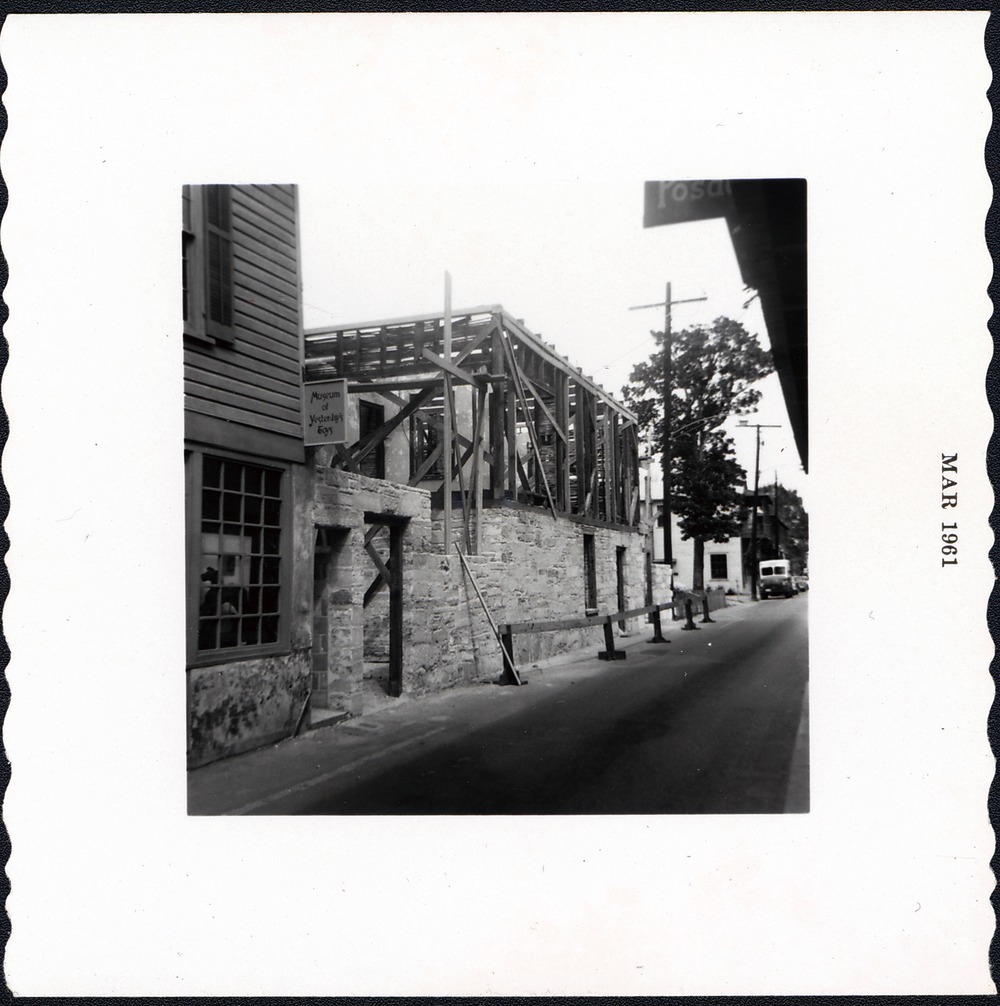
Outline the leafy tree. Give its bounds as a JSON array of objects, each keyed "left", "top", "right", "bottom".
[
  {"left": 759, "top": 481, "right": 809, "bottom": 574},
  {"left": 622, "top": 316, "right": 774, "bottom": 590}
]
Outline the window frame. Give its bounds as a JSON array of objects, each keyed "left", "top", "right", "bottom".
[
  {"left": 709, "top": 553, "right": 729, "bottom": 580},
  {"left": 358, "top": 399, "right": 386, "bottom": 480},
  {"left": 409, "top": 408, "right": 443, "bottom": 481},
  {"left": 186, "top": 447, "right": 292, "bottom": 667},
  {"left": 183, "top": 184, "right": 236, "bottom": 346}
]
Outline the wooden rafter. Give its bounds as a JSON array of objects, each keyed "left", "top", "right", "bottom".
[{"left": 308, "top": 306, "right": 642, "bottom": 529}]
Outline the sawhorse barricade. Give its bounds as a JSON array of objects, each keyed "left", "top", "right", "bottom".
[{"left": 496, "top": 601, "right": 677, "bottom": 685}]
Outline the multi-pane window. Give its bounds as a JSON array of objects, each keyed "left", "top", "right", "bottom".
[
  {"left": 710, "top": 553, "right": 728, "bottom": 580},
  {"left": 183, "top": 184, "right": 235, "bottom": 345},
  {"left": 197, "top": 456, "right": 284, "bottom": 653}
]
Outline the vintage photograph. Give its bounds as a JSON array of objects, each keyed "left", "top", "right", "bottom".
[
  {"left": 3, "top": 12, "right": 991, "bottom": 997},
  {"left": 184, "top": 178, "right": 809, "bottom": 815}
]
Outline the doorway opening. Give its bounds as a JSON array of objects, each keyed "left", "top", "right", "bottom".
[
  {"left": 362, "top": 513, "right": 407, "bottom": 699},
  {"left": 311, "top": 525, "right": 353, "bottom": 726}
]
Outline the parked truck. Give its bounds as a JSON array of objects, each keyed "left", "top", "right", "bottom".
[{"left": 759, "top": 559, "right": 796, "bottom": 598}]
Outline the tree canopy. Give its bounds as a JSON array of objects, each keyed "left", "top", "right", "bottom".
[{"left": 621, "top": 316, "right": 774, "bottom": 588}]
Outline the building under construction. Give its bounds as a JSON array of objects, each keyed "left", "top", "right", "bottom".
[
  {"left": 301, "top": 306, "right": 651, "bottom": 721},
  {"left": 183, "top": 183, "right": 656, "bottom": 767}
]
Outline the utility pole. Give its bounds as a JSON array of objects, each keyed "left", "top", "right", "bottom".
[
  {"left": 629, "top": 283, "right": 706, "bottom": 573},
  {"left": 774, "top": 469, "right": 780, "bottom": 559},
  {"left": 738, "top": 422, "right": 780, "bottom": 600}
]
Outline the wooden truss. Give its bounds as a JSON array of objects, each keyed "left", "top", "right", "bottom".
[{"left": 303, "top": 306, "right": 643, "bottom": 552}]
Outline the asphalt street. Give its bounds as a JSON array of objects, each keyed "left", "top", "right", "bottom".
[{"left": 188, "top": 593, "right": 808, "bottom": 815}]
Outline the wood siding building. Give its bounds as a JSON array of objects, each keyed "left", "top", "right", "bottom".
[
  {"left": 183, "top": 183, "right": 304, "bottom": 462},
  {"left": 184, "top": 184, "right": 312, "bottom": 767}
]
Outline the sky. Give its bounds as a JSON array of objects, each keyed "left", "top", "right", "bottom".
[{"left": 299, "top": 178, "right": 808, "bottom": 508}]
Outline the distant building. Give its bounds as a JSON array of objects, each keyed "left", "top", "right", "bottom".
[{"left": 649, "top": 491, "right": 789, "bottom": 593}]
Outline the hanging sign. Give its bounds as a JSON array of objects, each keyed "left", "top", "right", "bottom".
[
  {"left": 302, "top": 378, "right": 348, "bottom": 446},
  {"left": 643, "top": 179, "right": 735, "bottom": 228}
]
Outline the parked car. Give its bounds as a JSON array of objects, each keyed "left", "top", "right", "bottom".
[
  {"left": 794, "top": 576, "right": 809, "bottom": 592},
  {"left": 759, "top": 559, "right": 796, "bottom": 598}
]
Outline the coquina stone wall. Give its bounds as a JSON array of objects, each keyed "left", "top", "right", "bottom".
[
  {"left": 472, "top": 507, "right": 649, "bottom": 665},
  {"left": 310, "top": 463, "right": 652, "bottom": 701}
]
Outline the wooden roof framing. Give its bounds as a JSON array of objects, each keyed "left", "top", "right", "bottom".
[
  {"left": 305, "top": 305, "right": 637, "bottom": 423},
  {"left": 303, "top": 306, "right": 643, "bottom": 544}
]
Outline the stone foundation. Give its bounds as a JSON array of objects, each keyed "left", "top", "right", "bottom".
[{"left": 187, "top": 650, "right": 310, "bottom": 768}]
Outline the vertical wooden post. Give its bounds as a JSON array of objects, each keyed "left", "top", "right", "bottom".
[
  {"left": 500, "top": 627, "right": 517, "bottom": 685},
  {"left": 505, "top": 333, "right": 517, "bottom": 500},
  {"left": 490, "top": 320, "right": 506, "bottom": 501},
  {"left": 598, "top": 618, "right": 625, "bottom": 661},
  {"left": 650, "top": 606, "right": 667, "bottom": 643},
  {"left": 555, "top": 370, "right": 569, "bottom": 512},
  {"left": 442, "top": 272, "right": 453, "bottom": 553},
  {"left": 585, "top": 392, "right": 598, "bottom": 517},
  {"left": 446, "top": 376, "right": 472, "bottom": 555},
  {"left": 577, "top": 388, "right": 589, "bottom": 514},
  {"left": 569, "top": 380, "right": 579, "bottom": 512},
  {"left": 603, "top": 409, "right": 614, "bottom": 522},
  {"left": 472, "top": 382, "right": 487, "bottom": 554},
  {"left": 662, "top": 281, "right": 673, "bottom": 568},
  {"left": 681, "top": 598, "right": 700, "bottom": 631}
]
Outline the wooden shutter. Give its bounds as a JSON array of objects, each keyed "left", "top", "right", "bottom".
[
  {"left": 204, "top": 185, "right": 235, "bottom": 343},
  {"left": 182, "top": 187, "right": 192, "bottom": 325}
]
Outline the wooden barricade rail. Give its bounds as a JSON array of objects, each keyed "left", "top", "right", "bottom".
[{"left": 496, "top": 601, "right": 677, "bottom": 684}]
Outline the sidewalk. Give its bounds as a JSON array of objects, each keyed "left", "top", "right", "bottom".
[{"left": 188, "top": 610, "right": 697, "bottom": 814}]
